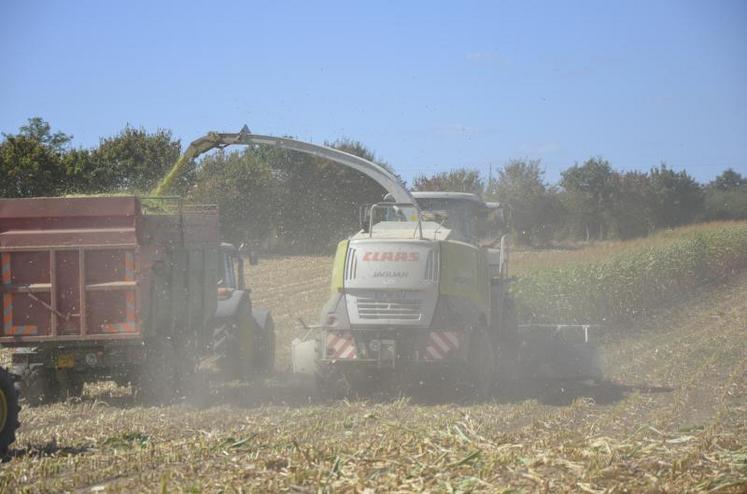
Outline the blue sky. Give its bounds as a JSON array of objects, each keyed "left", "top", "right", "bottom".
[{"left": 1, "top": 0, "right": 745, "bottom": 185}]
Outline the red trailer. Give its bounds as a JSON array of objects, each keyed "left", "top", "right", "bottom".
[
  {"left": 0, "top": 196, "right": 218, "bottom": 343},
  {"left": 0, "top": 196, "right": 241, "bottom": 399},
  {"left": 0, "top": 196, "right": 275, "bottom": 453}
]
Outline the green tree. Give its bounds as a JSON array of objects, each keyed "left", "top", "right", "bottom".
[
  {"left": 0, "top": 117, "right": 72, "bottom": 197},
  {"left": 647, "top": 164, "right": 703, "bottom": 228},
  {"left": 486, "top": 159, "right": 561, "bottom": 245},
  {"left": 90, "top": 126, "right": 183, "bottom": 193},
  {"left": 18, "top": 117, "right": 72, "bottom": 150},
  {"left": 263, "top": 139, "right": 387, "bottom": 252},
  {"left": 609, "top": 171, "right": 654, "bottom": 239},
  {"left": 704, "top": 168, "right": 747, "bottom": 220},
  {"left": 710, "top": 168, "right": 745, "bottom": 191},
  {"left": 412, "top": 168, "right": 484, "bottom": 194},
  {"left": 560, "top": 157, "right": 617, "bottom": 240},
  {"left": 190, "top": 148, "right": 275, "bottom": 245}
]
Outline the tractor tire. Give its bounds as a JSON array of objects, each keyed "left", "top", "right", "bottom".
[
  {"left": 213, "top": 320, "right": 241, "bottom": 380},
  {"left": 136, "top": 337, "right": 179, "bottom": 404},
  {"left": 256, "top": 314, "right": 275, "bottom": 375},
  {"left": 468, "top": 326, "right": 497, "bottom": 398},
  {"left": 0, "top": 367, "right": 20, "bottom": 457},
  {"left": 215, "top": 303, "right": 256, "bottom": 380},
  {"left": 217, "top": 303, "right": 274, "bottom": 379}
]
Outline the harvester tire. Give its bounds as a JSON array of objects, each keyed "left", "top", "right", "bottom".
[
  {"left": 0, "top": 367, "right": 20, "bottom": 457},
  {"left": 314, "top": 366, "right": 348, "bottom": 401},
  {"left": 468, "top": 327, "right": 497, "bottom": 398}
]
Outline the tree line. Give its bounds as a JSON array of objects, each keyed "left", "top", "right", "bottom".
[
  {"left": 413, "top": 159, "right": 746, "bottom": 245},
  {"left": 2, "top": 117, "right": 745, "bottom": 251}
]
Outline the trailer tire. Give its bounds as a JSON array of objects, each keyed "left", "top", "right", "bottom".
[
  {"left": 22, "top": 366, "right": 60, "bottom": 406},
  {"left": 0, "top": 367, "right": 20, "bottom": 457},
  {"left": 63, "top": 376, "right": 85, "bottom": 400}
]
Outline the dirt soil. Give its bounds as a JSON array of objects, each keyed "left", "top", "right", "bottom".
[{"left": 1, "top": 257, "right": 745, "bottom": 493}]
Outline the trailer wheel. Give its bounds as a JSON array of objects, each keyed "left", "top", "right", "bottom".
[
  {"left": 0, "top": 367, "right": 20, "bottom": 456},
  {"left": 468, "top": 326, "right": 496, "bottom": 398},
  {"left": 21, "top": 366, "right": 60, "bottom": 406},
  {"left": 62, "top": 375, "right": 85, "bottom": 400}
]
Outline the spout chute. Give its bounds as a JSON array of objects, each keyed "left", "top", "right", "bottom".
[{"left": 155, "top": 126, "right": 416, "bottom": 209}]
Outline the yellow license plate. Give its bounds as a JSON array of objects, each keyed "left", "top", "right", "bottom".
[{"left": 57, "top": 354, "right": 75, "bottom": 369}]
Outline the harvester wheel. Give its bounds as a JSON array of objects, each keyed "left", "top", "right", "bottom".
[
  {"left": 314, "top": 366, "right": 348, "bottom": 401},
  {"left": 468, "top": 327, "right": 496, "bottom": 397},
  {"left": 0, "top": 367, "right": 21, "bottom": 456}
]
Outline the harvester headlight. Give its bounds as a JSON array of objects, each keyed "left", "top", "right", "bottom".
[{"left": 369, "top": 339, "right": 381, "bottom": 352}]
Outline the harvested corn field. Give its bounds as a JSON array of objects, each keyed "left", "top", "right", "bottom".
[{"left": 2, "top": 235, "right": 746, "bottom": 493}]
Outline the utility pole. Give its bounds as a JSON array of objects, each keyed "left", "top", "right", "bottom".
[{"left": 488, "top": 163, "right": 493, "bottom": 194}]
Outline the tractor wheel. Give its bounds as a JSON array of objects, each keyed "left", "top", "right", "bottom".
[
  {"left": 468, "top": 326, "right": 497, "bottom": 398},
  {"left": 0, "top": 367, "right": 20, "bottom": 457},
  {"left": 213, "top": 321, "right": 241, "bottom": 380},
  {"left": 136, "top": 337, "right": 179, "bottom": 404},
  {"left": 256, "top": 315, "right": 275, "bottom": 374},
  {"left": 215, "top": 302, "right": 259, "bottom": 380}
]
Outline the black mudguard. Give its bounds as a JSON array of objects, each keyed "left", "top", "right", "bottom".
[
  {"left": 251, "top": 307, "right": 272, "bottom": 332},
  {"left": 215, "top": 290, "right": 249, "bottom": 320}
]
